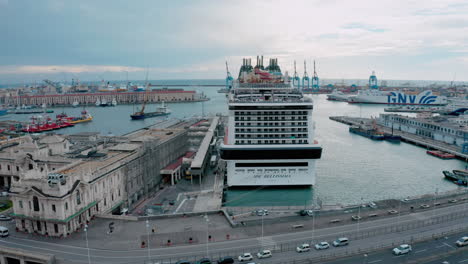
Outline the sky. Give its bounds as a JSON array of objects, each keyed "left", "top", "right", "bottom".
[{"left": 0, "top": 0, "right": 468, "bottom": 83}]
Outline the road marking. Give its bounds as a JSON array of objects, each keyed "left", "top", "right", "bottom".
[
  {"left": 415, "top": 249, "right": 427, "bottom": 253},
  {"left": 459, "top": 259, "right": 468, "bottom": 263},
  {"left": 174, "top": 198, "right": 187, "bottom": 213},
  {"left": 368, "top": 260, "right": 382, "bottom": 263},
  {"left": 443, "top": 242, "right": 455, "bottom": 249},
  {"left": 436, "top": 244, "right": 446, "bottom": 248}
]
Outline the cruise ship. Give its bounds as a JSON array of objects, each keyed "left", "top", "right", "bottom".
[
  {"left": 220, "top": 56, "right": 322, "bottom": 186},
  {"left": 348, "top": 90, "right": 447, "bottom": 105}
]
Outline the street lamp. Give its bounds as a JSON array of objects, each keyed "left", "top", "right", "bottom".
[
  {"left": 357, "top": 197, "right": 363, "bottom": 234},
  {"left": 204, "top": 214, "right": 210, "bottom": 258},
  {"left": 84, "top": 224, "right": 91, "bottom": 264},
  {"left": 145, "top": 220, "right": 150, "bottom": 262}
]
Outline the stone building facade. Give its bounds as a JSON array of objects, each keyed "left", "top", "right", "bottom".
[{"left": 8, "top": 122, "right": 190, "bottom": 237}]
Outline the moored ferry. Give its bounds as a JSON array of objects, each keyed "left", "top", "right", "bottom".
[
  {"left": 220, "top": 56, "right": 322, "bottom": 186},
  {"left": 348, "top": 90, "right": 447, "bottom": 105}
]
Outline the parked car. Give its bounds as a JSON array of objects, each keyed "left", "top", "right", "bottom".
[
  {"left": 0, "top": 215, "right": 11, "bottom": 221},
  {"left": 257, "top": 249, "right": 272, "bottom": 259},
  {"left": 401, "top": 198, "right": 411, "bottom": 203},
  {"left": 393, "top": 244, "right": 412, "bottom": 255},
  {"left": 255, "top": 209, "right": 269, "bottom": 216},
  {"left": 296, "top": 243, "right": 311, "bottom": 253},
  {"left": 217, "top": 256, "right": 234, "bottom": 264},
  {"left": 448, "top": 199, "right": 458, "bottom": 203},
  {"left": 420, "top": 204, "right": 430, "bottom": 209},
  {"left": 368, "top": 202, "right": 378, "bottom": 208},
  {"left": 314, "top": 241, "right": 330, "bottom": 250},
  {"left": 238, "top": 253, "right": 253, "bottom": 262},
  {"left": 388, "top": 210, "right": 398, "bottom": 215},
  {"left": 197, "top": 258, "right": 211, "bottom": 264},
  {"left": 0, "top": 226, "right": 8, "bottom": 237},
  {"left": 333, "top": 237, "right": 349, "bottom": 247},
  {"left": 299, "top": 210, "right": 314, "bottom": 216},
  {"left": 455, "top": 236, "right": 468, "bottom": 247}
]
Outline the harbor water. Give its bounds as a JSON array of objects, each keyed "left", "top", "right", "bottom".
[{"left": 1, "top": 80, "right": 466, "bottom": 206}]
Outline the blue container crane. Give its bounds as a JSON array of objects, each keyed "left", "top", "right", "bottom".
[
  {"left": 369, "top": 71, "right": 378, "bottom": 89},
  {"left": 292, "top": 61, "right": 301, "bottom": 88},
  {"left": 312, "top": 60, "right": 320, "bottom": 91},
  {"left": 225, "top": 61, "right": 233, "bottom": 89},
  {"left": 302, "top": 61, "right": 310, "bottom": 90}
]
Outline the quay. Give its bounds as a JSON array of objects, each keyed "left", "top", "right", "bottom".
[
  {"left": 0, "top": 90, "right": 208, "bottom": 107},
  {"left": 330, "top": 115, "right": 468, "bottom": 160}
]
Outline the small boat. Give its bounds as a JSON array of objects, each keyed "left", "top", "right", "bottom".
[
  {"left": 111, "top": 98, "right": 117, "bottom": 106},
  {"left": 442, "top": 170, "right": 468, "bottom": 186},
  {"left": 131, "top": 102, "right": 171, "bottom": 120},
  {"left": 72, "top": 101, "right": 79, "bottom": 107},
  {"left": 0, "top": 109, "right": 8, "bottom": 116},
  {"left": 349, "top": 126, "right": 385, "bottom": 140},
  {"left": 69, "top": 110, "right": 93, "bottom": 124},
  {"left": 95, "top": 99, "right": 101, "bottom": 106},
  {"left": 427, "top": 150, "right": 456, "bottom": 159},
  {"left": 384, "top": 134, "right": 402, "bottom": 143}
]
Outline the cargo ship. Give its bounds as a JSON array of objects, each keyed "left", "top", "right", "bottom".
[
  {"left": 442, "top": 170, "right": 468, "bottom": 186},
  {"left": 349, "top": 125, "right": 385, "bottom": 140},
  {"left": 348, "top": 90, "right": 447, "bottom": 105},
  {"left": 220, "top": 56, "right": 322, "bottom": 186},
  {"left": 130, "top": 102, "right": 170, "bottom": 120},
  {"left": 22, "top": 116, "right": 74, "bottom": 133}
]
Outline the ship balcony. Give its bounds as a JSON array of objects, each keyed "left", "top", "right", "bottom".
[
  {"left": 235, "top": 111, "right": 309, "bottom": 116},
  {"left": 234, "top": 140, "right": 310, "bottom": 145},
  {"left": 235, "top": 134, "right": 309, "bottom": 139},
  {"left": 235, "top": 116, "right": 308, "bottom": 121},
  {"left": 235, "top": 129, "right": 308, "bottom": 133},
  {"left": 234, "top": 123, "right": 308, "bottom": 128}
]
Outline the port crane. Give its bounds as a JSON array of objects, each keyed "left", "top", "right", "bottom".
[
  {"left": 43, "top": 79, "right": 63, "bottom": 94},
  {"left": 369, "top": 71, "right": 378, "bottom": 89},
  {"left": 312, "top": 60, "right": 320, "bottom": 91},
  {"left": 292, "top": 61, "right": 301, "bottom": 88},
  {"left": 302, "top": 61, "right": 310, "bottom": 90},
  {"left": 225, "top": 61, "right": 234, "bottom": 89}
]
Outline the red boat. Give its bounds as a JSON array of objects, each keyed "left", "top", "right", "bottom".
[
  {"left": 22, "top": 115, "right": 74, "bottom": 133},
  {"left": 426, "top": 150, "right": 455, "bottom": 159}
]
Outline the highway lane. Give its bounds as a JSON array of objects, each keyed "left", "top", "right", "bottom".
[
  {"left": 0, "top": 210, "right": 466, "bottom": 263},
  {"left": 322, "top": 231, "right": 468, "bottom": 264}
]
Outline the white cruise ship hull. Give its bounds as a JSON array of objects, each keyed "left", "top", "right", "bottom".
[{"left": 348, "top": 90, "right": 447, "bottom": 105}]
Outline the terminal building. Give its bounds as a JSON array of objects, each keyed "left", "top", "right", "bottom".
[
  {"left": 3, "top": 119, "right": 215, "bottom": 237},
  {"left": 378, "top": 113, "right": 468, "bottom": 151}
]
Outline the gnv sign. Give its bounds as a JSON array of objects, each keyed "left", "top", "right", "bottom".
[{"left": 387, "top": 91, "right": 438, "bottom": 105}]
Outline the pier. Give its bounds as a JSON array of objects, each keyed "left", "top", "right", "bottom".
[{"left": 330, "top": 116, "right": 468, "bottom": 160}]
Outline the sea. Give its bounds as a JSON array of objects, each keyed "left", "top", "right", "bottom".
[{"left": 1, "top": 79, "right": 466, "bottom": 206}]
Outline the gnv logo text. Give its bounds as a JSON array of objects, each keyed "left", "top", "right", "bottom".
[{"left": 387, "top": 91, "right": 437, "bottom": 104}]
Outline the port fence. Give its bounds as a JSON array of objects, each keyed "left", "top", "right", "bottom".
[{"left": 130, "top": 210, "right": 468, "bottom": 264}]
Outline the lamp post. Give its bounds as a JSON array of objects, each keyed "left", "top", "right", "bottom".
[
  {"left": 84, "top": 224, "right": 91, "bottom": 264},
  {"left": 145, "top": 220, "right": 150, "bottom": 262},
  {"left": 204, "top": 214, "right": 210, "bottom": 258},
  {"left": 357, "top": 197, "right": 363, "bottom": 234}
]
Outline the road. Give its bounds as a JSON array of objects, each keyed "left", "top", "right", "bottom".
[{"left": 0, "top": 203, "right": 467, "bottom": 263}]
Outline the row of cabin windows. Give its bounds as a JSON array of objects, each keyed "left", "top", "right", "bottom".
[
  {"left": 236, "top": 127, "right": 308, "bottom": 132},
  {"left": 235, "top": 139, "right": 308, "bottom": 144},
  {"left": 235, "top": 116, "right": 308, "bottom": 121},
  {"left": 235, "top": 122, "right": 308, "bottom": 127},
  {"left": 0, "top": 164, "right": 34, "bottom": 171},
  {"left": 235, "top": 134, "right": 308, "bottom": 139},
  {"left": 235, "top": 111, "right": 308, "bottom": 115}
]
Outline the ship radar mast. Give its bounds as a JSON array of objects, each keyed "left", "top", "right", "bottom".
[
  {"left": 302, "top": 60, "right": 310, "bottom": 90},
  {"left": 369, "top": 70, "right": 378, "bottom": 89},
  {"left": 312, "top": 60, "right": 320, "bottom": 91},
  {"left": 292, "top": 61, "right": 301, "bottom": 88},
  {"left": 225, "top": 61, "right": 234, "bottom": 89}
]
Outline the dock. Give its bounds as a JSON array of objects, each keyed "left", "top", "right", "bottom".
[{"left": 330, "top": 116, "right": 468, "bottom": 160}]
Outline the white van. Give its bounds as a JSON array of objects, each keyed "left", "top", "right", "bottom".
[{"left": 0, "top": 226, "right": 9, "bottom": 237}]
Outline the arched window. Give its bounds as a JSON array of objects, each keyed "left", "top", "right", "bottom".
[
  {"left": 33, "top": 196, "right": 40, "bottom": 211},
  {"left": 76, "top": 190, "right": 81, "bottom": 205},
  {"left": 28, "top": 164, "right": 33, "bottom": 170}
]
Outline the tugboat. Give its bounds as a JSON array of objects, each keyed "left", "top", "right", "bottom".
[
  {"left": 130, "top": 101, "right": 170, "bottom": 120},
  {"left": 442, "top": 170, "right": 468, "bottom": 186},
  {"left": 69, "top": 110, "right": 93, "bottom": 124},
  {"left": 427, "top": 150, "right": 456, "bottom": 159},
  {"left": 349, "top": 119, "right": 385, "bottom": 140}
]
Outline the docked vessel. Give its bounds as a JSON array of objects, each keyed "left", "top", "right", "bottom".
[
  {"left": 130, "top": 101, "right": 170, "bottom": 120},
  {"left": 427, "top": 150, "right": 455, "bottom": 159},
  {"left": 442, "top": 170, "right": 468, "bottom": 186},
  {"left": 327, "top": 89, "right": 351, "bottom": 102},
  {"left": 220, "top": 56, "right": 322, "bottom": 186},
  {"left": 348, "top": 90, "right": 447, "bottom": 105},
  {"left": 68, "top": 110, "right": 93, "bottom": 124},
  {"left": 22, "top": 115, "right": 74, "bottom": 133},
  {"left": 349, "top": 125, "right": 385, "bottom": 140}
]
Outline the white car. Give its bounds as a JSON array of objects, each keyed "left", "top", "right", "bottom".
[
  {"left": 255, "top": 209, "right": 269, "bottom": 216},
  {"left": 456, "top": 236, "right": 468, "bottom": 247},
  {"left": 315, "top": 242, "right": 330, "bottom": 250},
  {"left": 238, "top": 253, "right": 253, "bottom": 262},
  {"left": 296, "top": 243, "right": 310, "bottom": 253},
  {"left": 333, "top": 237, "right": 349, "bottom": 247},
  {"left": 368, "top": 202, "right": 377, "bottom": 208},
  {"left": 257, "top": 249, "right": 272, "bottom": 259},
  {"left": 393, "top": 244, "right": 412, "bottom": 255}
]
